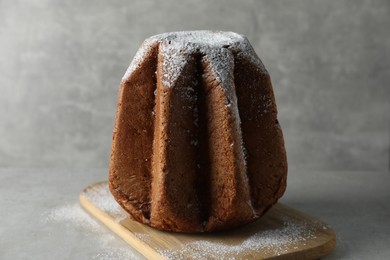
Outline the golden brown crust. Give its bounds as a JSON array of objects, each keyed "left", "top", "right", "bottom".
[
  {"left": 109, "top": 41, "right": 158, "bottom": 224},
  {"left": 234, "top": 53, "right": 288, "bottom": 217}
]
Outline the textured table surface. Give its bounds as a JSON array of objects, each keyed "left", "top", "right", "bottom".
[{"left": 1, "top": 168, "right": 389, "bottom": 259}]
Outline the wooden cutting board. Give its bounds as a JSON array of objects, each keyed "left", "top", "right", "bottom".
[{"left": 80, "top": 182, "right": 336, "bottom": 259}]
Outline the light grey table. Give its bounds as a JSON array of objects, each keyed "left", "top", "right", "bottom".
[{"left": 1, "top": 168, "right": 389, "bottom": 259}]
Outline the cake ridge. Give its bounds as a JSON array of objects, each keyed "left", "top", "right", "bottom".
[{"left": 199, "top": 52, "right": 256, "bottom": 231}]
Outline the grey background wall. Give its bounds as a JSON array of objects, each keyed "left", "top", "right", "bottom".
[{"left": 0, "top": 0, "right": 389, "bottom": 171}]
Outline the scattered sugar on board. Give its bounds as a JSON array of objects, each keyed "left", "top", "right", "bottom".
[
  {"left": 42, "top": 192, "right": 139, "bottom": 259},
  {"left": 156, "top": 218, "right": 317, "bottom": 260}
]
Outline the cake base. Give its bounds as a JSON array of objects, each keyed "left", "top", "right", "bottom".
[{"left": 80, "top": 182, "right": 336, "bottom": 260}]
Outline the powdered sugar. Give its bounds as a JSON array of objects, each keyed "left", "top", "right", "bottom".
[
  {"left": 79, "top": 185, "right": 318, "bottom": 259},
  {"left": 153, "top": 31, "right": 242, "bottom": 48},
  {"left": 122, "top": 38, "right": 155, "bottom": 81},
  {"left": 156, "top": 217, "right": 317, "bottom": 259},
  {"left": 121, "top": 30, "right": 266, "bottom": 85},
  {"left": 42, "top": 183, "right": 329, "bottom": 259},
  {"left": 91, "top": 234, "right": 140, "bottom": 260},
  {"left": 42, "top": 183, "right": 136, "bottom": 259},
  {"left": 160, "top": 41, "right": 190, "bottom": 88},
  {"left": 42, "top": 203, "right": 140, "bottom": 260},
  {"left": 82, "top": 182, "right": 128, "bottom": 222},
  {"left": 44, "top": 203, "right": 101, "bottom": 231},
  {"left": 203, "top": 46, "right": 234, "bottom": 88}
]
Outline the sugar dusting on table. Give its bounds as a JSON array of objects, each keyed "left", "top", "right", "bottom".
[
  {"left": 42, "top": 184, "right": 138, "bottom": 260},
  {"left": 44, "top": 203, "right": 100, "bottom": 230}
]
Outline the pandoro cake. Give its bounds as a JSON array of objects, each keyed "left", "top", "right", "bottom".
[{"left": 109, "top": 31, "right": 287, "bottom": 232}]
